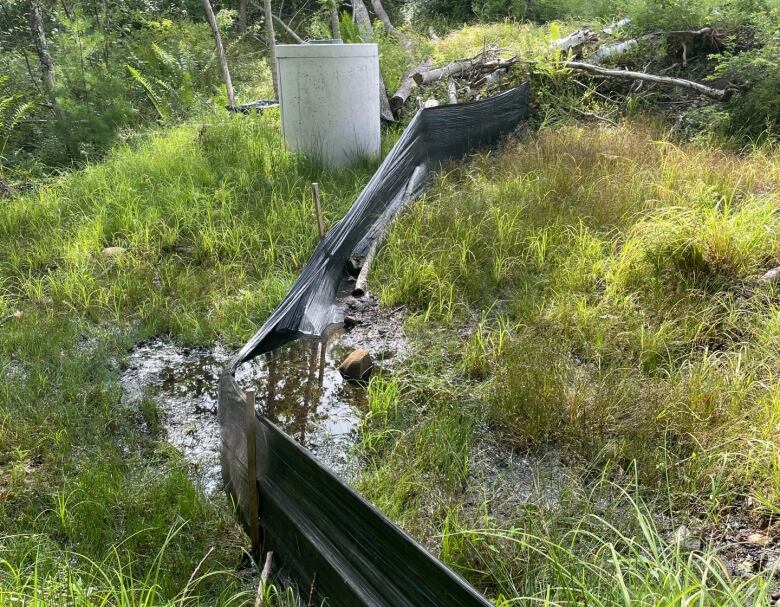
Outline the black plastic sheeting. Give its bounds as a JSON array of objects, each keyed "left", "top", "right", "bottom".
[{"left": 219, "top": 84, "right": 530, "bottom": 606}]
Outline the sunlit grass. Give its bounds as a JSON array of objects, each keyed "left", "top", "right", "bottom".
[
  {"left": 0, "top": 111, "right": 375, "bottom": 603},
  {"left": 363, "top": 121, "right": 780, "bottom": 602}
]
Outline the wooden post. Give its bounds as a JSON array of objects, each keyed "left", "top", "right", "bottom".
[
  {"left": 245, "top": 390, "right": 260, "bottom": 550},
  {"left": 311, "top": 182, "right": 325, "bottom": 239}
]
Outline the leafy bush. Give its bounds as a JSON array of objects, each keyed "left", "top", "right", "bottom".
[{"left": 713, "top": 9, "right": 780, "bottom": 141}]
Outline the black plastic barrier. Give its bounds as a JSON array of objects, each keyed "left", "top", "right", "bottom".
[{"left": 219, "top": 84, "right": 531, "bottom": 605}]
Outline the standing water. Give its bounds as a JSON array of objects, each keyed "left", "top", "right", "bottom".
[{"left": 120, "top": 295, "right": 406, "bottom": 493}]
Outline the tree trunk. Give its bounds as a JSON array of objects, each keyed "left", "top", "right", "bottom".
[
  {"left": 29, "top": 0, "right": 78, "bottom": 159},
  {"left": 352, "top": 0, "right": 372, "bottom": 41},
  {"left": 238, "top": 0, "right": 247, "bottom": 33},
  {"left": 369, "top": 0, "right": 396, "bottom": 36},
  {"left": 202, "top": 0, "right": 236, "bottom": 106},
  {"left": 262, "top": 0, "right": 278, "bottom": 97},
  {"left": 330, "top": 7, "right": 340, "bottom": 39}
]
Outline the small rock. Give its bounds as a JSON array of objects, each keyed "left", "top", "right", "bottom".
[
  {"left": 760, "top": 266, "right": 780, "bottom": 284},
  {"left": 102, "top": 246, "right": 127, "bottom": 257},
  {"left": 747, "top": 532, "right": 771, "bottom": 547},
  {"left": 339, "top": 349, "right": 372, "bottom": 381},
  {"left": 344, "top": 315, "right": 357, "bottom": 330}
]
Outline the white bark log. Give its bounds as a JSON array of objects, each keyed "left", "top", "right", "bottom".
[{"left": 564, "top": 60, "right": 731, "bottom": 101}]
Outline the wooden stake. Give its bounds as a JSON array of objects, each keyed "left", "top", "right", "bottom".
[
  {"left": 245, "top": 390, "right": 260, "bottom": 550},
  {"left": 311, "top": 182, "right": 325, "bottom": 239}
]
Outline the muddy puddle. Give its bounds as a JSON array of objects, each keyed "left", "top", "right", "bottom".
[{"left": 120, "top": 294, "right": 407, "bottom": 494}]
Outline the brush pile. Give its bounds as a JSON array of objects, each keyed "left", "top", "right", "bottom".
[{"left": 388, "top": 18, "right": 735, "bottom": 119}]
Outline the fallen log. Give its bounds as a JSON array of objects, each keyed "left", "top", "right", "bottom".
[
  {"left": 413, "top": 57, "right": 481, "bottom": 85},
  {"left": 563, "top": 61, "right": 732, "bottom": 101},
  {"left": 473, "top": 67, "right": 508, "bottom": 89},
  {"left": 589, "top": 34, "right": 657, "bottom": 64},
  {"left": 549, "top": 28, "right": 599, "bottom": 57},
  {"left": 603, "top": 16, "right": 630, "bottom": 35},
  {"left": 353, "top": 165, "right": 427, "bottom": 297},
  {"left": 390, "top": 57, "right": 432, "bottom": 116}
]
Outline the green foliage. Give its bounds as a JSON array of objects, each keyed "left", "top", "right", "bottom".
[
  {"left": 362, "top": 122, "right": 780, "bottom": 602},
  {"left": 339, "top": 10, "right": 363, "bottom": 42},
  {"left": 0, "top": 3, "right": 272, "bottom": 174},
  {"left": 709, "top": 8, "right": 780, "bottom": 141},
  {"left": 0, "top": 112, "right": 374, "bottom": 601},
  {"left": 374, "top": 122, "right": 780, "bottom": 498},
  {"left": 0, "top": 77, "right": 35, "bottom": 176}
]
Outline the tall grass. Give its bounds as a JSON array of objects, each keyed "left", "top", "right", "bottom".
[
  {"left": 362, "top": 121, "right": 780, "bottom": 602},
  {"left": 0, "top": 111, "right": 375, "bottom": 603},
  {"left": 442, "top": 481, "right": 774, "bottom": 605}
]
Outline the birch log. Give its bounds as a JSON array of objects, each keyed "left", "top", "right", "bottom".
[{"left": 564, "top": 61, "right": 732, "bottom": 101}]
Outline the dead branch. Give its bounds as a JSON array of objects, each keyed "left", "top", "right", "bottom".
[
  {"left": 472, "top": 67, "right": 508, "bottom": 89},
  {"left": 261, "top": 551, "right": 274, "bottom": 583},
  {"left": 447, "top": 79, "right": 457, "bottom": 104},
  {"left": 563, "top": 61, "right": 732, "bottom": 101},
  {"left": 602, "top": 16, "right": 630, "bottom": 35},
  {"left": 589, "top": 34, "right": 657, "bottom": 64},
  {"left": 272, "top": 14, "right": 304, "bottom": 43},
  {"left": 427, "top": 26, "right": 440, "bottom": 41}
]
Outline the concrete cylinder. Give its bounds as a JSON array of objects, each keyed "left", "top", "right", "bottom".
[{"left": 276, "top": 43, "right": 381, "bottom": 167}]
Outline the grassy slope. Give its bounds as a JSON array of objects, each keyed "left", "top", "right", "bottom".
[
  {"left": 3, "top": 16, "right": 779, "bottom": 606},
  {"left": 0, "top": 111, "right": 372, "bottom": 605},
  {"left": 364, "top": 123, "right": 780, "bottom": 604}
]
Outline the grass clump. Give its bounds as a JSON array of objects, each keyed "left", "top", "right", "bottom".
[
  {"left": 363, "top": 121, "right": 780, "bottom": 602},
  {"left": 0, "top": 111, "right": 374, "bottom": 603}
]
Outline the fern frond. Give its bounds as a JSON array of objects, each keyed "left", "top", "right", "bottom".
[{"left": 126, "top": 64, "right": 168, "bottom": 121}]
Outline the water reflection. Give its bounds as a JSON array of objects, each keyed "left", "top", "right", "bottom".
[{"left": 122, "top": 331, "right": 367, "bottom": 493}]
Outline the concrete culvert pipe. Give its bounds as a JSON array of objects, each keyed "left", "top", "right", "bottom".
[{"left": 276, "top": 42, "right": 381, "bottom": 167}]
